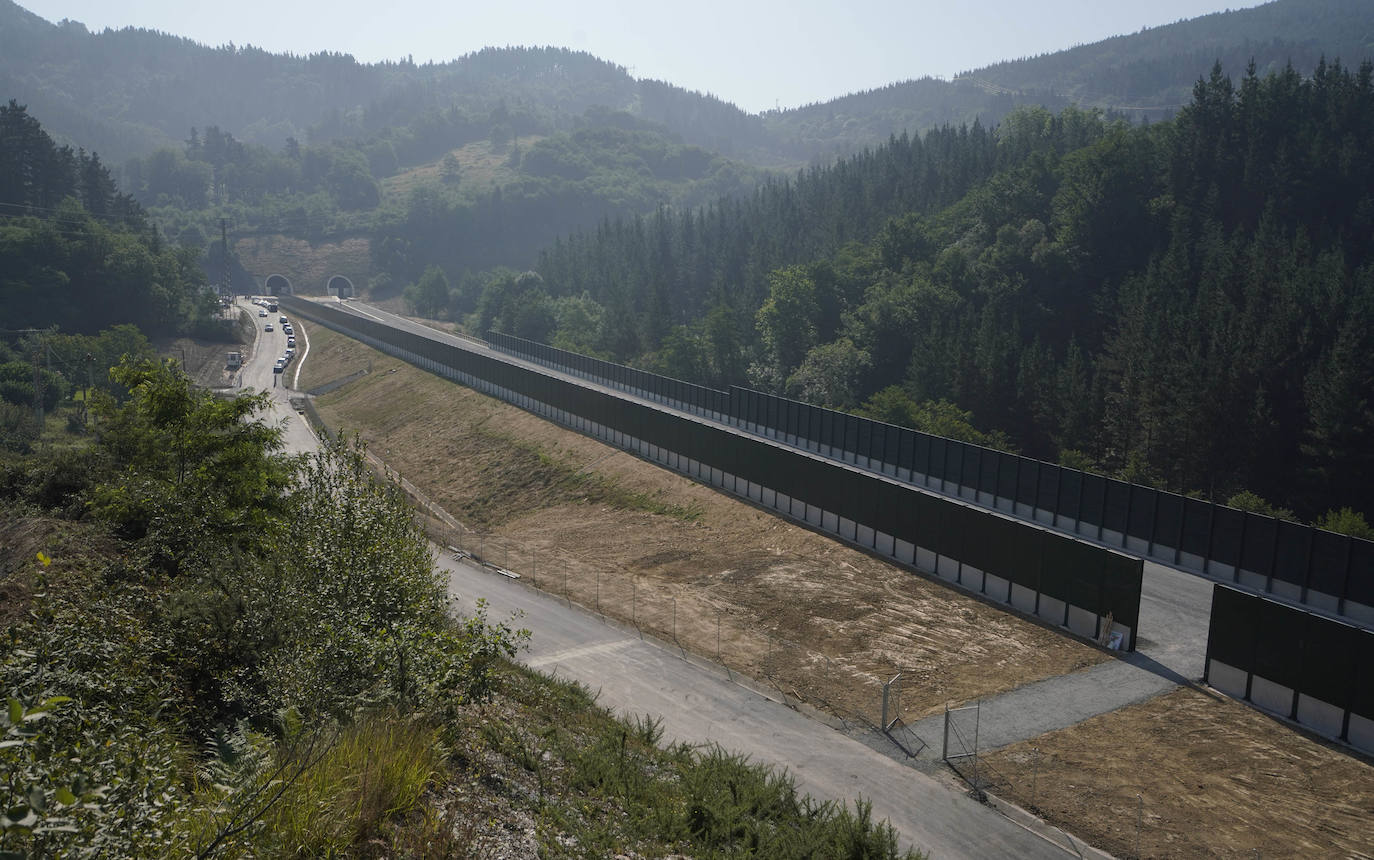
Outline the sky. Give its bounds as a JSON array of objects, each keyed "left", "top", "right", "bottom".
[{"left": 20, "top": 0, "right": 1270, "bottom": 114}]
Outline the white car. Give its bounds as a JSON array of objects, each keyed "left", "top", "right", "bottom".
[
  {"left": 265, "top": 324, "right": 273, "bottom": 332},
  {"left": 258, "top": 310, "right": 267, "bottom": 317}
]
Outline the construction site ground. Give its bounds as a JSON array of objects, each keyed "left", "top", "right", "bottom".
[{"left": 298, "top": 321, "right": 1374, "bottom": 858}]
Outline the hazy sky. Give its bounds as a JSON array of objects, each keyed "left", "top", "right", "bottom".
[{"left": 21, "top": 0, "right": 1269, "bottom": 113}]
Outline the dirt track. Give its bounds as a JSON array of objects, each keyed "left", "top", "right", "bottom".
[{"left": 300, "top": 322, "right": 1374, "bottom": 857}]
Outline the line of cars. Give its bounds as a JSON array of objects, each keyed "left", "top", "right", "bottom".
[{"left": 273, "top": 315, "right": 298, "bottom": 373}]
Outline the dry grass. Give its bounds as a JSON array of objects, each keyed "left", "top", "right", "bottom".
[
  {"left": 979, "top": 686, "right": 1374, "bottom": 858},
  {"left": 379, "top": 136, "right": 545, "bottom": 204}
]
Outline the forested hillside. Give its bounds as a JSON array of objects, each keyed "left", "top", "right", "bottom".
[
  {"left": 5, "top": 0, "right": 1370, "bottom": 172},
  {"left": 525, "top": 62, "right": 1374, "bottom": 523},
  {"left": 0, "top": 100, "right": 216, "bottom": 335}
]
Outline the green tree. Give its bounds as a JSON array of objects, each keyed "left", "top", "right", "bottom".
[
  {"left": 786, "top": 338, "right": 871, "bottom": 409},
  {"left": 1314, "top": 508, "right": 1374, "bottom": 539},
  {"left": 755, "top": 266, "right": 820, "bottom": 380},
  {"left": 88, "top": 357, "right": 297, "bottom": 572},
  {"left": 404, "top": 265, "right": 451, "bottom": 318},
  {"left": 439, "top": 152, "right": 461, "bottom": 186}
]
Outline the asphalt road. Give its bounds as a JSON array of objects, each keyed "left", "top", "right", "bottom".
[{"left": 233, "top": 297, "right": 316, "bottom": 455}]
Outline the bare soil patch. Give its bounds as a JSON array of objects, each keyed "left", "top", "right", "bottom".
[{"left": 979, "top": 686, "right": 1374, "bottom": 858}]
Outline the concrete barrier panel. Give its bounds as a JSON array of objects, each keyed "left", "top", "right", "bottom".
[
  {"left": 1009, "top": 583, "right": 1037, "bottom": 613},
  {"left": 1207, "top": 660, "right": 1248, "bottom": 699},
  {"left": 995, "top": 497, "right": 1014, "bottom": 513},
  {"left": 936, "top": 555, "right": 960, "bottom": 581},
  {"left": 1237, "top": 569, "right": 1266, "bottom": 591},
  {"left": 1207, "top": 560, "right": 1235, "bottom": 580},
  {"left": 1066, "top": 604, "right": 1098, "bottom": 639},
  {"left": 856, "top": 524, "right": 875, "bottom": 547},
  {"left": 839, "top": 517, "right": 858, "bottom": 542},
  {"left": 1179, "top": 551, "right": 1205, "bottom": 572},
  {"left": 1305, "top": 589, "right": 1340, "bottom": 614},
  {"left": 1149, "top": 544, "right": 1177, "bottom": 564},
  {"left": 806, "top": 505, "right": 823, "bottom": 526},
  {"left": 1038, "top": 594, "right": 1067, "bottom": 626},
  {"left": 875, "top": 532, "right": 895, "bottom": 556},
  {"left": 915, "top": 547, "right": 937, "bottom": 572},
  {"left": 823, "top": 511, "right": 839, "bottom": 532},
  {"left": 1033, "top": 508, "right": 1054, "bottom": 525},
  {"left": 1345, "top": 601, "right": 1374, "bottom": 626},
  {"left": 1349, "top": 714, "right": 1374, "bottom": 755},
  {"left": 1014, "top": 502, "right": 1033, "bottom": 518},
  {"left": 1249, "top": 676, "right": 1294, "bottom": 717},
  {"left": 1125, "top": 535, "right": 1149, "bottom": 554},
  {"left": 1296, "top": 694, "right": 1346, "bottom": 739},
  {"left": 960, "top": 565, "right": 984, "bottom": 591},
  {"left": 1270, "top": 579, "right": 1302, "bottom": 602},
  {"left": 895, "top": 539, "right": 915, "bottom": 565},
  {"left": 984, "top": 573, "right": 1010, "bottom": 601}
]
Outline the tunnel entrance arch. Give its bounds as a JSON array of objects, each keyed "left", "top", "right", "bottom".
[
  {"left": 265, "top": 274, "right": 292, "bottom": 295},
  {"left": 327, "top": 275, "right": 355, "bottom": 298}
]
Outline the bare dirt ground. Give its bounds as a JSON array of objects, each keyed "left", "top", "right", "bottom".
[
  {"left": 299, "top": 323, "right": 1374, "bottom": 857},
  {"left": 979, "top": 686, "right": 1374, "bottom": 858}
]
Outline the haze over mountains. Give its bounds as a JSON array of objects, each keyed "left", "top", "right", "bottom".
[{"left": 2, "top": 0, "right": 1369, "bottom": 169}]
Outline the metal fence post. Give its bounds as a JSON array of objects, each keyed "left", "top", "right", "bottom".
[{"left": 941, "top": 704, "right": 949, "bottom": 761}]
